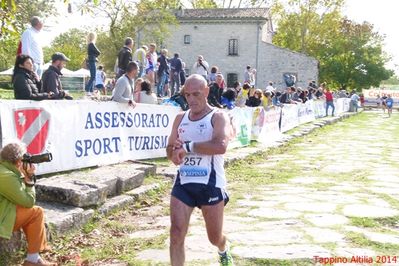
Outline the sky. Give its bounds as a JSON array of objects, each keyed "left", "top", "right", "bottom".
[{"left": 43, "top": 0, "right": 399, "bottom": 74}]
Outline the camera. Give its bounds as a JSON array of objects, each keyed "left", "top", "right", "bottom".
[{"left": 22, "top": 152, "right": 53, "bottom": 164}]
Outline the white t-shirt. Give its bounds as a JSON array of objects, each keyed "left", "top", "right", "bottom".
[
  {"left": 139, "top": 91, "right": 158, "bottom": 104},
  {"left": 193, "top": 60, "right": 209, "bottom": 76},
  {"left": 95, "top": 70, "right": 105, "bottom": 86},
  {"left": 21, "top": 27, "right": 43, "bottom": 64}
]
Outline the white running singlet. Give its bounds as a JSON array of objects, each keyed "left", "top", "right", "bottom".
[{"left": 177, "top": 109, "right": 226, "bottom": 188}]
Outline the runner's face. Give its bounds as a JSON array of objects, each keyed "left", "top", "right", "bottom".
[{"left": 184, "top": 81, "right": 208, "bottom": 113}]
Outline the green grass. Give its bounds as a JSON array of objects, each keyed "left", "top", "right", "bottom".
[{"left": 0, "top": 87, "right": 85, "bottom": 100}]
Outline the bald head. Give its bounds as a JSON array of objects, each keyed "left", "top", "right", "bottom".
[{"left": 184, "top": 74, "right": 207, "bottom": 91}]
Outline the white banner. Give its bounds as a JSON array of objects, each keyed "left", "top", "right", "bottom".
[
  {"left": 0, "top": 100, "right": 180, "bottom": 174},
  {"left": 313, "top": 100, "right": 326, "bottom": 118},
  {"left": 280, "top": 104, "right": 299, "bottom": 133},
  {"left": 258, "top": 107, "right": 282, "bottom": 144},
  {"left": 298, "top": 100, "right": 315, "bottom": 125},
  {"left": 362, "top": 89, "right": 399, "bottom": 106},
  {"left": 228, "top": 107, "right": 253, "bottom": 149}
]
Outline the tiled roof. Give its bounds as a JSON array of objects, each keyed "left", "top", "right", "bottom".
[{"left": 176, "top": 8, "right": 269, "bottom": 20}]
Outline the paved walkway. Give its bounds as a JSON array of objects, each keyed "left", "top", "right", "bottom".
[{"left": 132, "top": 111, "right": 399, "bottom": 265}]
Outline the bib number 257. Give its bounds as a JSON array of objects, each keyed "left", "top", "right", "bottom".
[{"left": 184, "top": 157, "right": 202, "bottom": 166}]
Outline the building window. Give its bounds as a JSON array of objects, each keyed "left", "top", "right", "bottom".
[
  {"left": 185, "top": 68, "right": 190, "bottom": 76},
  {"left": 228, "top": 39, "right": 238, "bottom": 56},
  {"left": 184, "top": 35, "right": 191, "bottom": 44},
  {"left": 227, "top": 73, "right": 238, "bottom": 88}
]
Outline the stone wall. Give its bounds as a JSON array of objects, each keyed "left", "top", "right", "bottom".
[{"left": 146, "top": 20, "right": 318, "bottom": 90}]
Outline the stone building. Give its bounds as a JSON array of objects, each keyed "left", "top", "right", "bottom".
[{"left": 141, "top": 8, "right": 318, "bottom": 89}]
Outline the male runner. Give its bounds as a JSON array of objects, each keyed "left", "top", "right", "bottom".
[{"left": 166, "top": 74, "right": 234, "bottom": 266}]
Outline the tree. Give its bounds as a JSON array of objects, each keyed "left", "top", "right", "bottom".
[
  {"left": 0, "top": 0, "right": 57, "bottom": 70},
  {"left": 271, "top": 0, "right": 393, "bottom": 89},
  {"left": 320, "top": 19, "right": 393, "bottom": 90},
  {"left": 43, "top": 28, "right": 87, "bottom": 70},
  {"left": 84, "top": 0, "right": 179, "bottom": 72}
]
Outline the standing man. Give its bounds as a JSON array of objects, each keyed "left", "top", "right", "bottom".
[
  {"left": 243, "top": 65, "right": 251, "bottom": 84},
  {"left": 192, "top": 55, "right": 209, "bottom": 80},
  {"left": 166, "top": 74, "right": 234, "bottom": 266},
  {"left": 117, "top": 37, "right": 134, "bottom": 79},
  {"left": 157, "top": 49, "right": 170, "bottom": 97},
  {"left": 169, "top": 53, "right": 183, "bottom": 96},
  {"left": 41, "top": 53, "right": 73, "bottom": 100},
  {"left": 324, "top": 85, "right": 335, "bottom": 116},
  {"left": 111, "top": 61, "right": 138, "bottom": 107},
  {"left": 21, "top": 16, "right": 44, "bottom": 78}
]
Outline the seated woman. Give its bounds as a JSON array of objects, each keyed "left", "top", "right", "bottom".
[
  {"left": 139, "top": 80, "right": 157, "bottom": 104},
  {"left": 133, "top": 78, "right": 144, "bottom": 102},
  {"left": 246, "top": 88, "right": 262, "bottom": 107},
  {"left": 13, "top": 55, "right": 52, "bottom": 100}
]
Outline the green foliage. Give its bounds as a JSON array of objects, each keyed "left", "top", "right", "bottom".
[
  {"left": 43, "top": 28, "right": 88, "bottom": 70},
  {"left": 190, "top": 0, "right": 219, "bottom": 8},
  {"left": 0, "top": 0, "right": 57, "bottom": 70},
  {"left": 89, "top": 0, "right": 178, "bottom": 73},
  {"left": 272, "top": 0, "right": 393, "bottom": 90}
]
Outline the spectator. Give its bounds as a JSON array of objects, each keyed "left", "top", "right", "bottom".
[
  {"left": 133, "top": 45, "right": 148, "bottom": 77},
  {"left": 316, "top": 82, "right": 325, "bottom": 99},
  {"left": 146, "top": 43, "right": 157, "bottom": 88},
  {"left": 324, "top": 86, "right": 335, "bottom": 116},
  {"left": 236, "top": 82, "right": 250, "bottom": 107},
  {"left": 359, "top": 93, "right": 365, "bottom": 107},
  {"left": 0, "top": 142, "right": 55, "bottom": 266},
  {"left": 157, "top": 49, "right": 169, "bottom": 97},
  {"left": 21, "top": 17, "right": 44, "bottom": 78},
  {"left": 117, "top": 37, "right": 134, "bottom": 78},
  {"left": 262, "top": 91, "right": 273, "bottom": 109},
  {"left": 133, "top": 78, "right": 144, "bottom": 102},
  {"left": 169, "top": 53, "right": 183, "bottom": 96},
  {"left": 207, "top": 73, "right": 224, "bottom": 108},
  {"left": 208, "top": 66, "right": 218, "bottom": 83},
  {"left": 139, "top": 80, "right": 157, "bottom": 104},
  {"left": 13, "top": 54, "right": 52, "bottom": 100},
  {"left": 41, "top": 53, "right": 73, "bottom": 100},
  {"left": 94, "top": 65, "right": 106, "bottom": 95},
  {"left": 250, "top": 68, "right": 256, "bottom": 87},
  {"left": 246, "top": 88, "right": 262, "bottom": 107},
  {"left": 280, "top": 87, "right": 293, "bottom": 104},
  {"left": 180, "top": 62, "right": 187, "bottom": 87},
  {"left": 221, "top": 88, "right": 237, "bottom": 109},
  {"left": 85, "top": 32, "right": 101, "bottom": 96},
  {"left": 350, "top": 91, "right": 360, "bottom": 112},
  {"left": 291, "top": 87, "right": 302, "bottom": 103},
  {"left": 272, "top": 91, "right": 282, "bottom": 106},
  {"left": 265, "top": 81, "right": 274, "bottom": 93},
  {"left": 111, "top": 61, "right": 137, "bottom": 107},
  {"left": 243, "top": 65, "right": 251, "bottom": 84},
  {"left": 192, "top": 55, "right": 209, "bottom": 79}
]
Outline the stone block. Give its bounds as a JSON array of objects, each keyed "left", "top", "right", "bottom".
[
  {"left": 36, "top": 162, "right": 150, "bottom": 207},
  {"left": 98, "top": 195, "right": 135, "bottom": 216},
  {"left": 38, "top": 201, "right": 94, "bottom": 235},
  {"left": 125, "top": 183, "right": 161, "bottom": 199},
  {"left": 0, "top": 231, "right": 24, "bottom": 255}
]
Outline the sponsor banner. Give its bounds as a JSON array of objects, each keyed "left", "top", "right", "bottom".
[
  {"left": 257, "top": 107, "right": 282, "bottom": 144},
  {"left": 335, "top": 98, "right": 351, "bottom": 114},
  {"left": 313, "top": 100, "right": 326, "bottom": 118},
  {"left": 0, "top": 100, "right": 180, "bottom": 174},
  {"left": 251, "top": 107, "right": 265, "bottom": 140},
  {"left": 363, "top": 89, "right": 399, "bottom": 106},
  {"left": 280, "top": 104, "right": 299, "bottom": 133},
  {"left": 228, "top": 107, "right": 253, "bottom": 149},
  {"left": 298, "top": 100, "right": 315, "bottom": 125}
]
